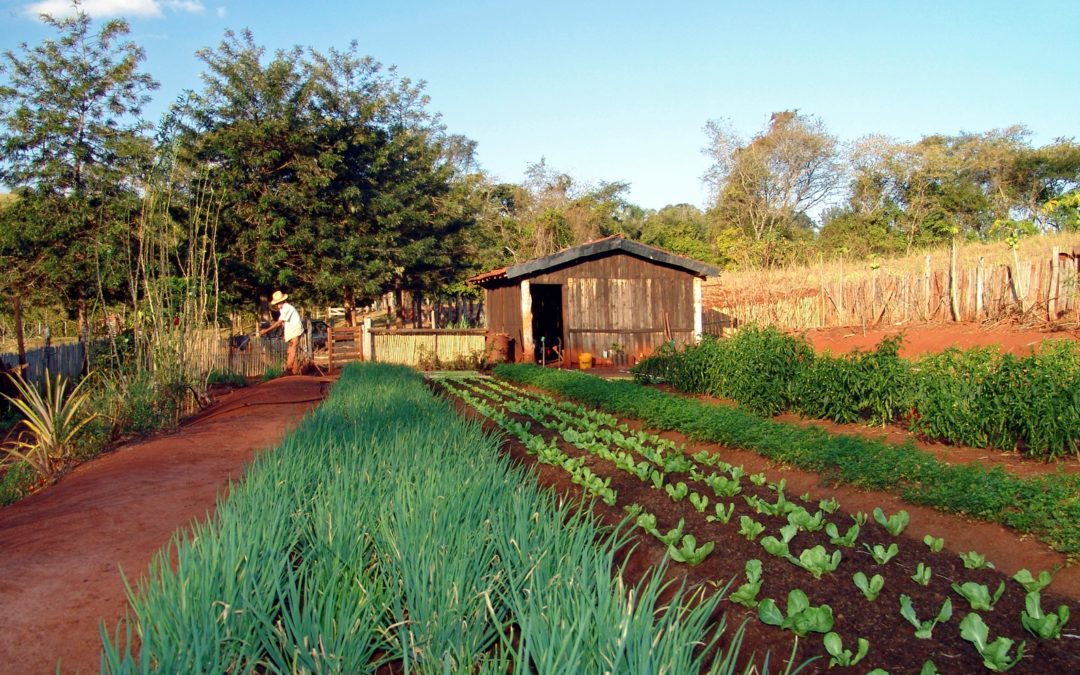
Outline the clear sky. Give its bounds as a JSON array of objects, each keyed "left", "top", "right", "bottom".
[{"left": 2, "top": 0, "right": 1078, "bottom": 210}]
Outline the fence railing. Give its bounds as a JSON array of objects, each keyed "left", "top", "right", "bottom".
[
  {"left": 0, "top": 342, "right": 85, "bottom": 385},
  {"left": 704, "top": 249, "right": 1080, "bottom": 332},
  {"left": 2, "top": 335, "right": 288, "bottom": 390}
]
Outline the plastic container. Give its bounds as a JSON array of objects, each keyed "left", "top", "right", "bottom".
[{"left": 578, "top": 352, "right": 593, "bottom": 369}]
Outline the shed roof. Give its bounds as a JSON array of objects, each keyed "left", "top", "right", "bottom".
[{"left": 468, "top": 235, "right": 719, "bottom": 285}]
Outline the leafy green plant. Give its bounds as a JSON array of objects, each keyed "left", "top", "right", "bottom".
[
  {"left": 656, "top": 518, "right": 686, "bottom": 547},
  {"left": 688, "top": 491, "right": 708, "bottom": 513},
  {"left": 951, "top": 580, "right": 1006, "bottom": 611},
  {"left": 853, "top": 572, "right": 884, "bottom": 601},
  {"left": 1013, "top": 567, "right": 1058, "bottom": 593},
  {"left": 787, "top": 507, "right": 826, "bottom": 532},
  {"left": 729, "top": 559, "right": 764, "bottom": 608},
  {"left": 1020, "top": 591, "right": 1070, "bottom": 640},
  {"left": 959, "top": 612, "right": 1025, "bottom": 672},
  {"left": 705, "top": 502, "right": 735, "bottom": 524},
  {"left": 865, "top": 542, "right": 899, "bottom": 565},
  {"left": 823, "top": 632, "right": 869, "bottom": 668},
  {"left": 825, "top": 522, "right": 860, "bottom": 548},
  {"left": 960, "top": 551, "right": 995, "bottom": 570},
  {"left": 911, "top": 562, "right": 932, "bottom": 586},
  {"left": 758, "top": 589, "right": 834, "bottom": 637},
  {"left": 667, "top": 534, "right": 715, "bottom": 565},
  {"left": 635, "top": 512, "right": 658, "bottom": 534},
  {"left": 873, "top": 507, "right": 910, "bottom": 536},
  {"left": 664, "top": 481, "right": 688, "bottom": 502},
  {"left": 852, "top": 511, "right": 868, "bottom": 526},
  {"left": 649, "top": 469, "right": 665, "bottom": 489},
  {"left": 0, "top": 460, "right": 37, "bottom": 505},
  {"left": 818, "top": 497, "right": 840, "bottom": 514},
  {"left": 760, "top": 523, "right": 798, "bottom": 559},
  {"left": 2, "top": 370, "right": 97, "bottom": 480},
  {"left": 749, "top": 471, "right": 767, "bottom": 486},
  {"left": 738, "top": 516, "right": 765, "bottom": 541},
  {"left": 794, "top": 545, "right": 842, "bottom": 579},
  {"left": 704, "top": 473, "right": 741, "bottom": 497},
  {"left": 899, "top": 595, "right": 952, "bottom": 639},
  {"left": 923, "top": 534, "right": 944, "bottom": 552}
]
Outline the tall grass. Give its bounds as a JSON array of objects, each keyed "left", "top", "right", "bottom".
[{"left": 101, "top": 363, "right": 758, "bottom": 673}]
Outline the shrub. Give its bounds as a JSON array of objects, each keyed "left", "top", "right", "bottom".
[
  {"left": 206, "top": 369, "right": 246, "bottom": 387},
  {"left": 1, "top": 370, "right": 97, "bottom": 480},
  {"left": 0, "top": 460, "right": 38, "bottom": 505},
  {"left": 639, "top": 328, "right": 1077, "bottom": 460}
]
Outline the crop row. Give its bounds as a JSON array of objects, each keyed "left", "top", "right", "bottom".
[
  {"left": 633, "top": 326, "right": 1079, "bottom": 460},
  {"left": 99, "top": 364, "right": 755, "bottom": 674},
  {"left": 494, "top": 362, "right": 1080, "bottom": 556},
  {"left": 439, "top": 374, "right": 1076, "bottom": 672}
]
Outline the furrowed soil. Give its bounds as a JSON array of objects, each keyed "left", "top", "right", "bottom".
[
  {"left": 433, "top": 376, "right": 1080, "bottom": 674},
  {"left": 0, "top": 375, "right": 332, "bottom": 674}
]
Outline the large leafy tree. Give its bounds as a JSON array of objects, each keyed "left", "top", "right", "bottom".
[
  {"left": 703, "top": 111, "right": 843, "bottom": 268},
  {"left": 184, "top": 32, "right": 476, "bottom": 314},
  {"left": 0, "top": 3, "right": 157, "bottom": 314}
]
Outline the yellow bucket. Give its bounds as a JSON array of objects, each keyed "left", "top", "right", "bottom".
[{"left": 578, "top": 352, "right": 593, "bottom": 369}]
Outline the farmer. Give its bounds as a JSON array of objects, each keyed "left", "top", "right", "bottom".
[{"left": 260, "top": 290, "right": 304, "bottom": 375}]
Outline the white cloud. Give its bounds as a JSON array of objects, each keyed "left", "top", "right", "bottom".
[{"left": 23, "top": 0, "right": 206, "bottom": 19}]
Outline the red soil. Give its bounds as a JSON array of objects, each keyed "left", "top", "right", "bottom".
[
  {"left": 0, "top": 375, "right": 331, "bottom": 674},
  {"left": 800, "top": 322, "right": 1079, "bottom": 358}
]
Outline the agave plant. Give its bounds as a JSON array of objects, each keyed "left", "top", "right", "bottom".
[{"left": 2, "top": 370, "right": 97, "bottom": 480}]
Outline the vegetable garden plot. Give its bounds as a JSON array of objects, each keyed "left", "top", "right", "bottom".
[
  {"left": 100, "top": 364, "right": 757, "bottom": 674},
  {"left": 435, "top": 375, "right": 1080, "bottom": 674}
]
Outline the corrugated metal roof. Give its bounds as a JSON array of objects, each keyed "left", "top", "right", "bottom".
[{"left": 469, "top": 234, "right": 719, "bottom": 286}]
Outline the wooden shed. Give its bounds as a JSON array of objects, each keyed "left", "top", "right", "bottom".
[{"left": 469, "top": 235, "right": 719, "bottom": 365}]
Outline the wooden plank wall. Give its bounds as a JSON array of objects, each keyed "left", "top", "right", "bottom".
[
  {"left": 483, "top": 283, "right": 524, "bottom": 360},
  {"left": 528, "top": 253, "right": 697, "bottom": 362}
]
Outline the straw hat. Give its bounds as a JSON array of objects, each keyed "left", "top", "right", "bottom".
[{"left": 270, "top": 290, "right": 289, "bottom": 305}]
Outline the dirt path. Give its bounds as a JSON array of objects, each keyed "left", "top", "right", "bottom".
[{"left": 0, "top": 375, "right": 332, "bottom": 674}]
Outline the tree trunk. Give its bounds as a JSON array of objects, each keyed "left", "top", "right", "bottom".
[
  {"left": 77, "top": 292, "right": 89, "bottom": 376},
  {"left": 13, "top": 295, "right": 27, "bottom": 371},
  {"left": 343, "top": 286, "right": 355, "bottom": 326}
]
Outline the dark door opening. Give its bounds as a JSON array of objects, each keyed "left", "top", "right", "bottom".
[{"left": 530, "top": 284, "right": 564, "bottom": 364}]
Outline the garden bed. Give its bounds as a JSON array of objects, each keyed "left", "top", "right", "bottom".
[{"left": 434, "top": 374, "right": 1079, "bottom": 673}]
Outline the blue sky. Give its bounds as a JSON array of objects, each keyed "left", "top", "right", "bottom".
[{"left": 2, "top": 0, "right": 1078, "bottom": 210}]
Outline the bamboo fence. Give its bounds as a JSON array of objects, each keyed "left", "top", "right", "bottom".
[
  {"left": 704, "top": 248, "right": 1080, "bottom": 333},
  {"left": 369, "top": 329, "right": 487, "bottom": 368}
]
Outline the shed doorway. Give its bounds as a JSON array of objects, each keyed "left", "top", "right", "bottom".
[{"left": 530, "top": 284, "right": 564, "bottom": 364}]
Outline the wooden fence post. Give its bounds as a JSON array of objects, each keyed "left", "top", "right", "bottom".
[
  {"left": 949, "top": 239, "right": 960, "bottom": 322},
  {"left": 362, "top": 318, "right": 372, "bottom": 362},
  {"left": 923, "top": 255, "right": 932, "bottom": 321},
  {"left": 1048, "top": 247, "right": 1060, "bottom": 321},
  {"left": 975, "top": 257, "right": 984, "bottom": 320}
]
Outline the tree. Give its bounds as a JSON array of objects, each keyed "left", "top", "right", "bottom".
[
  {"left": 703, "top": 111, "right": 843, "bottom": 267},
  {"left": 638, "top": 204, "right": 718, "bottom": 264},
  {"left": 0, "top": 2, "right": 157, "bottom": 320},
  {"left": 183, "top": 32, "right": 478, "bottom": 314}
]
